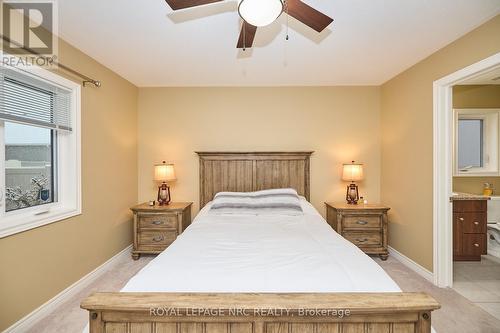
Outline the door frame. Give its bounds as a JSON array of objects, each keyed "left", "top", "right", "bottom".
[{"left": 433, "top": 52, "right": 500, "bottom": 288}]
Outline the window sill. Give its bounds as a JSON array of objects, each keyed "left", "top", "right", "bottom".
[
  {"left": 454, "top": 171, "right": 500, "bottom": 177},
  {"left": 0, "top": 205, "right": 82, "bottom": 238}
]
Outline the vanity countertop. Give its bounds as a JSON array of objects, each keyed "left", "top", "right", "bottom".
[{"left": 450, "top": 192, "right": 491, "bottom": 201}]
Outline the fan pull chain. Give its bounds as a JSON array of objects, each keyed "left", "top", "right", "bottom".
[
  {"left": 285, "top": 0, "right": 289, "bottom": 41},
  {"left": 243, "top": 21, "right": 246, "bottom": 51}
]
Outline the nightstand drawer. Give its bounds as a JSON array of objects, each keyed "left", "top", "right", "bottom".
[
  {"left": 131, "top": 202, "right": 192, "bottom": 259},
  {"left": 343, "top": 231, "right": 382, "bottom": 247},
  {"left": 138, "top": 230, "right": 177, "bottom": 247},
  {"left": 326, "top": 203, "right": 389, "bottom": 260},
  {"left": 138, "top": 214, "right": 177, "bottom": 229},
  {"left": 343, "top": 215, "right": 381, "bottom": 229}
]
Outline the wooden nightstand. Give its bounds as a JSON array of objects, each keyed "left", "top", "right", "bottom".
[
  {"left": 325, "top": 202, "right": 390, "bottom": 260},
  {"left": 130, "top": 202, "right": 192, "bottom": 260}
]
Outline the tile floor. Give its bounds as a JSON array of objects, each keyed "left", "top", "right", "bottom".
[{"left": 453, "top": 255, "right": 500, "bottom": 321}]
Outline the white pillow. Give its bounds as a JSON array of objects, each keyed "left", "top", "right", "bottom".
[{"left": 209, "top": 188, "right": 303, "bottom": 216}]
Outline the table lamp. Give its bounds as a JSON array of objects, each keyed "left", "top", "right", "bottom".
[
  {"left": 342, "top": 161, "right": 364, "bottom": 204},
  {"left": 154, "top": 161, "right": 177, "bottom": 205}
]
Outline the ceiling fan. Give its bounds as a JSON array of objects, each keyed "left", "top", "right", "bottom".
[{"left": 164, "top": 0, "right": 333, "bottom": 49}]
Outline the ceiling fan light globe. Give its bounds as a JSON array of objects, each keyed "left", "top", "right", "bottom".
[{"left": 238, "top": 0, "right": 284, "bottom": 27}]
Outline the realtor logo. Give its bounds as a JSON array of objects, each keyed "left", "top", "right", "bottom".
[{"left": 1, "top": 0, "right": 57, "bottom": 56}]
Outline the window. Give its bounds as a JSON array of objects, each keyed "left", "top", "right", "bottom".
[
  {"left": 458, "top": 119, "right": 483, "bottom": 169},
  {"left": 0, "top": 64, "right": 81, "bottom": 237},
  {"left": 454, "top": 109, "right": 500, "bottom": 176},
  {"left": 5, "top": 122, "right": 56, "bottom": 212}
]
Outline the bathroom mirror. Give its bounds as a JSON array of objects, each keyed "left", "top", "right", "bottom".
[{"left": 453, "top": 109, "right": 500, "bottom": 176}]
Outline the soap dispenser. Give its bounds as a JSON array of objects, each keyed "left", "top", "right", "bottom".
[{"left": 483, "top": 183, "right": 494, "bottom": 196}]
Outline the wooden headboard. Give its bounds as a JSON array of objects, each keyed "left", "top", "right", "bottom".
[{"left": 196, "top": 151, "right": 313, "bottom": 207}]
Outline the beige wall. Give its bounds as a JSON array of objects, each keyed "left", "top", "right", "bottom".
[
  {"left": 453, "top": 177, "right": 500, "bottom": 195},
  {"left": 453, "top": 85, "right": 500, "bottom": 109},
  {"left": 138, "top": 87, "right": 382, "bottom": 214},
  {"left": 0, "top": 39, "right": 138, "bottom": 330},
  {"left": 381, "top": 15, "right": 500, "bottom": 271},
  {"left": 452, "top": 85, "right": 500, "bottom": 194}
]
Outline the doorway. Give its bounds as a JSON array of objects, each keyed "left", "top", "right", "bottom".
[{"left": 433, "top": 52, "right": 500, "bottom": 288}]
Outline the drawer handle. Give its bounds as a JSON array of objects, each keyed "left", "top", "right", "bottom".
[
  {"left": 474, "top": 243, "right": 480, "bottom": 247},
  {"left": 459, "top": 217, "right": 464, "bottom": 221},
  {"left": 152, "top": 235, "right": 164, "bottom": 242},
  {"left": 356, "top": 221, "right": 368, "bottom": 225},
  {"left": 355, "top": 238, "right": 368, "bottom": 243},
  {"left": 474, "top": 221, "right": 479, "bottom": 225},
  {"left": 151, "top": 220, "right": 163, "bottom": 225}
]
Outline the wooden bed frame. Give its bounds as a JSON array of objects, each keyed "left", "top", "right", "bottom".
[{"left": 81, "top": 152, "right": 440, "bottom": 333}]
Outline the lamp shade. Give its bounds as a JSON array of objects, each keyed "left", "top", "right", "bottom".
[
  {"left": 342, "top": 161, "right": 364, "bottom": 182},
  {"left": 238, "top": 0, "right": 283, "bottom": 27},
  {"left": 154, "top": 162, "right": 176, "bottom": 182}
]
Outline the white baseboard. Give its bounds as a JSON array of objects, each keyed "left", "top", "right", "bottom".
[
  {"left": 4, "top": 244, "right": 132, "bottom": 333},
  {"left": 388, "top": 246, "right": 434, "bottom": 283}
]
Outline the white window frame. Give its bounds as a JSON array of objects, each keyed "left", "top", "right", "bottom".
[
  {"left": 453, "top": 108, "right": 500, "bottom": 177},
  {"left": 0, "top": 63, "right": 81, "bottom": 238}
]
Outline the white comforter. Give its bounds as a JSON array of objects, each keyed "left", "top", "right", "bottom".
[
  {"left": 82, "top": 199, "right": 438, "bottom": 333},
  {"left": 122, "top": 199, "right": 400, "bottom": 293}
]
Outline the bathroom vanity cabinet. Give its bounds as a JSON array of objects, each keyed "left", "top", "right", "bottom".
[{"left": 453, "top": 200, "right": 488, "bottom": 261}]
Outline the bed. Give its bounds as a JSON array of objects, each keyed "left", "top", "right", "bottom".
[{"left": 81, "top": 152, "right": 439, "bottom": 333}]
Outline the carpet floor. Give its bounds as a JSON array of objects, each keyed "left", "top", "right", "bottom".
[{"left": 27, "top": 253, "right": 500, "bottom": 333}]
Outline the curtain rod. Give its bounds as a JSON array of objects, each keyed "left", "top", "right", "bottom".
[{"left": 1, "top": 34, "right": 101, "bottom": 88}]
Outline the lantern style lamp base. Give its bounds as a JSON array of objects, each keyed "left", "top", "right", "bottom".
[
  {"left": 157, "top": 182, "right": 171, "bottom": 205},
  {"left": 346, "top": 183, "right": 359, "bottom": 205}
]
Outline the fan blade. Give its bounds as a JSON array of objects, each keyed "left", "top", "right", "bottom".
[
  {"left": 165, "top": 0, "right": 223, "bottom": 10},
  {"left": 286, "top": 0, "right": 333, "bottom": 32},
  {"left": 236, "top": 22, "right": 257, "bottom": 49}
]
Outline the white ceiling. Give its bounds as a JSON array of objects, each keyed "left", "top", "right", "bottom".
[{"left": 58, "top": 0, "right": 500, "bottom": 87}]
